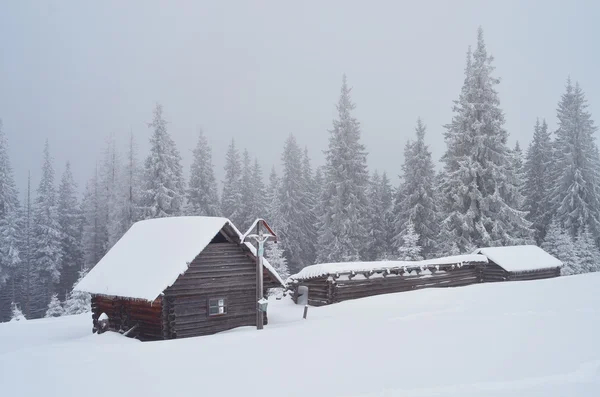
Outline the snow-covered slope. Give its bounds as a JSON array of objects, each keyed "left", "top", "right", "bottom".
[{"left": 1, "top": 274, "right": 600, "bottom": 396}]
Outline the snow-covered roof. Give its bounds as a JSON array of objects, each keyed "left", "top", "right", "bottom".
[
  {"left": 289, "top": 254, "right": 488, "bottom": 281},
  {"left": 473, "top": 245, "right": 563, "bottom": 273},
  {"left": 75, "top": 216, "right": 285, "bottom": 301}
]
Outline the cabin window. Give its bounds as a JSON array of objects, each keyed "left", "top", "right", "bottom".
[{"left": 208, "top": 298, "right": 227, "bottom": 316}]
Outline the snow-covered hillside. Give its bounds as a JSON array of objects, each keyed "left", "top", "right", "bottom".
[{"left": 1, "top": 274, "right": 599, "bottom": 396}]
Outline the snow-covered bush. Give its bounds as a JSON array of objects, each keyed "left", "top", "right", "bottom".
[{"left": 10, "top": 302, "right": 26, "bottom": 321}]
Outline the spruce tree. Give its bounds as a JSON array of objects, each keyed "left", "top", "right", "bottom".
[
  {"left": 64, "top": 268, "right": 91, "bottom": 315},
  {"left": 366, "top": 171, "right": 387, "bottom": 260},
  {"left": 140, "top": 104, "right": 185, "bottom": 219},
  {"left": 278, "top": 135, "right": 312, "bottom": 271},
  {"left": 31, "top": 140, "right": 62, "bottom": 313},
  {"left": 300, "top": 147, "right": 318, "bottom": 264},
  {"left": 44, "top": 293, "right": 64, "bottom": 318},
  {"left": 237, "top": 149, "right": 255, "bottom": 230},
  {"left": 380, "top": 172, "right": 395, "bottom": 260},
  {"left": 0, "top": 120, "right": 21, "bottom": 321},
  {"left": 250, "top": 158, "right": 267, "bottom": 221},
  {"left": 542, "top": 220, "right": 580, "bottom": 275},
  {"left": 266, "top": 166, "right": 281, "bottom": 228},
  {"left": 56, "top": 162, "right": 83, "bottom": 301},
  {"left": 186, "top": 130, "right": 220, "bottom": 217},
  {"left": 523, "top": 119, "right": 553, "bottom": 243},
  {"left": 19, "top": 172, "right": 34, "bottom": 317},
  {"left": 221, "top": 139, "right": 243, "bottom": 226},
  {"left": 394, "top": 119, "right": 438, "bottom": 258},
  {"left": 10, "top": 302, "right": 25, "bottom": 321},
  {"left": 574, "top": 227, "right": 600, "bottom": 273},
  {"left": 438, "top": 29, "right": 532, "bottom": 253},
  {"left": 549, "top": 80, "right": 600, "bottom": 241},
  {"left": 265, "top": 242, "right": 289, "bottom": 281},
  {"left": 318, "top": 75, "right": 370, "bottom": 263},
  {"left": 397, "top": 221, "right": 423, "bottom": 261},
  {"left": 509, "top": 141, "right": 526, "bottom": 210},
  {"left": 81, "top": 168, "right": 104, "bottom": 269}
]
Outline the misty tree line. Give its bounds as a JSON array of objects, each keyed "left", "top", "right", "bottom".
[{"left": 1, "top": 27, "right": 599, "bottom": 322}]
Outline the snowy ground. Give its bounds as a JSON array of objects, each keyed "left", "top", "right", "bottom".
[{"left": 1, "top": 274, "right": 599, "bottom": 397}]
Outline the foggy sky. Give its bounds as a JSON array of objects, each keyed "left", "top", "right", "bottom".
[{"left": 1, "top": 0, "right": 599, "bottom": 195}]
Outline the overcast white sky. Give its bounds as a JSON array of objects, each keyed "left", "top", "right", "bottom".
[{"left": 1, "top": 0, "right": 598, "bottom": 194}]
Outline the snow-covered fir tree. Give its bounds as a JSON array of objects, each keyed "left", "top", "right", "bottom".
[
  {"left": 394, "top": 119, "right": 438, "bottom": 258},
  {"left": 101, "top": 135, "right": 124, "bottom": 250},
  {"left": 549, "top": 79, "right": 600, "bottom": 241},
  {"left": 140, "top": 104, "right": 185, "bottom": 219},
  {"left": 56, "top": 162, "right": 83, "bottom": 301},
  {"left": 265, "top": 241, "right": 289, "bottom": 281},
  {"left": 44, "top": 293, "right": 64, "bottom": 318},
  {"left": 10, "top": 302, "right": 25, "bottom": 321},
  {"left": 277, "top": 135, "right": 313, "bottom": 272},
  {"left": 108, "top": 130, "right": 142, "bottom": 244},
  {"left": 18, "top": 172, "right": 34, "bottom": 318},
  {"left": 237, "top": 149, "right": 255, "bottom": 230},
  {"left": 380, "top": 172, "right": 395, "bottom": 260},
  {"left": 0, "top": 120, "right": 22, "bottom": 321},
  {"left": 300, "top": 147, "right": 318, "bottom": 265},
  {"left": 31, "top": 140, "right": 63, "bottom": 314},
  {"left": 81, "top": 167, "right": 105, "bottom": 269},
  {"left": 438, "top": 29, "right": 533, "bottom": 253},
  {"left": 397, "top": 221, "right": 423, "bottom": 261},
  {"left": 574, "top": 227, "right": 600, "bottom": 273},
  {"left": 186, "top": 130, "right": 220, "bottom": 217},
  {"left": 265, "top": 166, "right": 281, "bottom": 228},
  {"left": 221, "top": 139, "right": 243, "bottom": 226},
  {"left": 366, "top": 171, "right": 388, "bottom": 260},
  {"left": 523, "top": 119, "right": 553, "bottom": 243},
  {"left": 317, "top": 75, "right": 370, "bottom": 263},
  {"left": 542, "top": 220, "right": 580, "bottom": 276},
  {"left": 250, "top": 157, "right": 267, "bottom": 221},
  {"left": 509, "top": 141, "right": 526, "bottom": 210},
  {"left": 64, "top": 268, "right": 91, "bottom": 315}
]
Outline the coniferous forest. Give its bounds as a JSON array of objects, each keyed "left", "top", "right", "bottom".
[{"left": 1, "top": 28, "right": 600, "bottom": 322}]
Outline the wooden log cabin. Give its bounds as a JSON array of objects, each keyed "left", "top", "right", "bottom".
[
  {"left": 288, "top": 255, "right": 489, "bottom": 306},
  {"left": 75, "top": 217, "right": 285, "bottom": 341},
  {"left": 473, "top": 245, "right": 562, "bottom": 282}
]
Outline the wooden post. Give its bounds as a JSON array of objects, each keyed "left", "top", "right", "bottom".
[
  {"left": 303, "top": 305, "right": 308, "bottom": 319},
  {"left": 255, "top": 222, "right": 264, "bottom": 330}
]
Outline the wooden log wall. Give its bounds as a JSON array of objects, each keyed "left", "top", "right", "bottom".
[
  {"left": 91, "top": 295, "right": 164, "bottom": 341},
  {"left": 481, "top": 263, "right": 509, "bottom": 282},
  {"left": 332, "top": 266, "right": 480, "bottom": 304},
  {"left": 164, "top": 242, "right": 267, "bottom": 339},
  {"left": 508, "top": 267, "right": 561, "bottom": 281},
  {"left": 290, "top": 264, "right": 483, "bottom": 306}
]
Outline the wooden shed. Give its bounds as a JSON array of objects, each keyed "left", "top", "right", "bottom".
[
  {"left": 75, "top": 216, "right": 285, "bottom": 341},
  {"left": 288, "top": 255, "right": 489, "bottom": 306},
  {"left": 474, "top": 245, "right": 562, "bottom": 282}
]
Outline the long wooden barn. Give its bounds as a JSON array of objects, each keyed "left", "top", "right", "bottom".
[
  {"left": 473, "top": 245, "right": 562, "bottom": 282},
  {"left": 287, "top": 255, "right": 489, "bottom": 306},
  {"left": 75, "top": 217, "right": 285, "bottom": 341}
]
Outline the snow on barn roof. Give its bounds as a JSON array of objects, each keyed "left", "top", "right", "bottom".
[
  {"left": 473, "top": 245, "right": 563, "bottom": 273},
  {"left": 289, "top": 254, "right": 488, "bottom": 281},
  {"left": 75, "top": 216, "right": 285, "bottom": 301}
]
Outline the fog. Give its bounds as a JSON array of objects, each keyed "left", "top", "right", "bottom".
[{"left": 1, "top": 0, "right": 598, "bottom": 192}]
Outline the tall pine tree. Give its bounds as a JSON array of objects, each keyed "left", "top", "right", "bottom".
[
  {"left": 549, "top": 79, "right": 600, "bottom": 241},
  {"left": 523, "top": 119, "right": 553, "bottom": 243},
  {"left": 31, "top": 140, "right": 62, "bottom": 316},
  {"left": 56, "top": 162, "right": 83, "bottom": 301},
  {"left": 0, "top": 120, "right": 22, "bottom": 321},
  {"left": 438, "top": 29, "right": 532, "bottom": 253},
  {"left": 394, "top": 119, "right": 438, "bottom": 258},
  {"left": 221, "top": 139, "right": 243, "bottom": 226},
  {"left": 140, "top": 104, "right": 185, "bottom": 219},
  {"left": 317, "top": 75, "right": 370, "bottom": 263},
  {"left": 186, "top": 130, "right": 220, "bottom": 217},
  {"left": 278, "top": 135, "right": 312, "bottom": 272}
]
